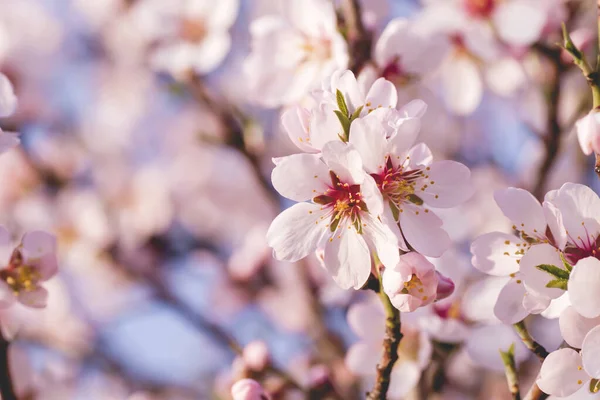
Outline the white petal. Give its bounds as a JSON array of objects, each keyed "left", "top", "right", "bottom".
[
  {"left": 362, "top": 214, "right": 400, "bottom": 270},
  {"left": 266, "top": 203, "right": 327, "bottom": 262},
  {"left": 470, "top": 232, "right": 523, "bottom": 276},
  {"left": 538, "top": 348, "right": 589, "bottom": 397},
  {"left": 321, "top": 141, "right": 365, "bottom": 185},
  {"left": 271, "top": 153, "right": 330, "bottom": 202},
  {"left": 519, "top": 243, "right": 565, "bottom": 300},
  {"left": 323, "top": 224, "right": 371, "bottom": 289},
  {"left": 492, "top": 1, "right": 545, "bottom": 47},
  {"left": 465, "top": 324, "right": 529, "bottom": 372},
  {"left": 399, "top": 206, "right": 450, "bottom": 257},
  {"left": 361, "top": 174, "right": 384, "bottom": 216},
  {"left": 418, "top": 160, "right": 473, "bottom": 208},
  {"left": 399, "top": 99, "right": 428, "bottom": 119},
  {"left": 388, "top": 362, "right": 421, "bottom": 398},
  {"left": 462, "top": 277, "right": 508, "bottom": 324},
  {"left": 522, "top": 291, "right": 551, "bottom": 315},
  {"left": 346, "top": 300, "right": 385, "bottom": 340},
  {"left": 569, "top": 257, "right": 600, "bottom": 318},
  {"left": 494, "top": 187, "right": 547, "bottom": 236},
  {"left": 0, "top": 281, "right": 15, "bottom": 308},
  {"left": 329, "top": 70, "right": 364, "bottom": 114},
  {"left": 582, "top": 325, "right": 600, "bottom": 378},
  {"left": 549, "top": 183, "right": 600, "bottom": 247},
  {"left": 560, "top": 306, "right": 600, "bottom": 349},
  {"left": 348, "top": 114, "right": 387, "bottom": 174},
  {"left": 543, "top": 201, "right": 567, "bottom": 250},
  {"left": 403, "top": 143, "right": 433, "bottom": 169},
  {"left": 541, "top": 293, "right": 571, "bottom": 319},
  {"left": 494, "top": 278, "right": 528, "bottom": 324},
  {"left": 310, "top": 103, "right": 345, "bottom": 150},
  {"left": 17, "top": 287, "right": 48, "bottom": 309},
  {"left": 345, "top": 342, "right": 380, "bottom": 375},
  {"left": 281, "top": 107, "right": 316, "bottom": 153},
  {"left": 191, "top": 32, "right": 232, "bottom": 74},
  {"left": 442, "top": 55, "right": 482, "bottom": 116},
  {"left": 0, "top": 74, "right": 16, "bottom": 118},
  {"left": 365, "top": 78, "right": 398, "bottom": 111}
]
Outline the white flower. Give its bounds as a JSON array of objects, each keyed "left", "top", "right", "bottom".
[
  {"left": 576, "top": 110, "right": 600, "bottom": 156},
  {"left": 147, "top": 0, "right": 239, "bottom": 77},
  {"left": 349, "top": 107, "right": 472, "bottom": 256},
  {"left": 0, "top": 74, "right": 19, "bottom": 153},
  {"left": 244, "top": 0, "right": 348, "bottom": 107},
  {"left": 266, "top": 141, "right": 399, "bottom": 290}
]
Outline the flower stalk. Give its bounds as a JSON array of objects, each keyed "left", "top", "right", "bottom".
[
  {"left": 366, "top": 268, "right": 403, "bottom": 400},
  {"left": 513, "top": 321, "right": 549, "bottom": 361},
  {"left": 500, "top": 344, "right": 521, "bottom": 400},
  {"left": 0, "top": 331, "right": 17, "bottom": 400}
]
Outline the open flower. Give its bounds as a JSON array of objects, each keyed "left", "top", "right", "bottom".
[
  {"left": 266, "top": 141, "right": 399, "bottom": 289},
  {"left": 244, "top": 0, "right": 348, "bottom": 107},
  {"left": 349, "top": 107, "right": 472, "bottom": 256},
  {"left": 0, "top": 230, "right": 58, "bottom": 309}
]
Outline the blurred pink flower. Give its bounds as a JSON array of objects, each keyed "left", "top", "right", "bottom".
[
  {"left": 242, "top": 340, "right": 270, "bottom": 371},
  {"left": 231, "top": 379, "right": 271, "bottom": 400},
  {"left": 576, "top": 110, "right": 600, "bottom": 156}
]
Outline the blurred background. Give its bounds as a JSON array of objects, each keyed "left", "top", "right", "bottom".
[{"left": 0, "top": 0, "right": 598, "bottom": 399}]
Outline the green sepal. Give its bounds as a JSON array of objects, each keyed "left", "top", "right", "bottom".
[
  {"left": 406, "top": 194, "right": 424, "bottom": 206},
  {"left": 350, "top": 105, "right": 364, "bottom": 122},
  {"left": 334, "top": 110, "right": 351, "bottom": 142},
  {"left": 389, "top": 201, "right": 400, "bottom": 221},
  {"left": 336, "top": 89, "right": 349, "bottom": 117},
  {"left": 559, "top": 252, "right": 573, "bottom": 272},
  {"left": 546, "top": 279, "right": 568, "bottom": 290},
  {"left": 535, "top": 264, "right": 570, "bottom": 280}
]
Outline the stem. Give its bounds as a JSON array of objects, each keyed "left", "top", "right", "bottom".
[
  {"left": 366, "top": 275, "right": 402, "bottom": 400},
  {"left": 523, "top": 382, "right": 549, "bottom": 400},
  {"left": 513, "top": 321, "right": 549, "bottom": 361},
  {"left": 500, "top": 344, "right": 521, "bottom": 400},
  {"left": 0, "top": 331, "right": 17, "bottom": 400},
  {"left": 340, "top": 0, "right": 372, "bottom": 74}
]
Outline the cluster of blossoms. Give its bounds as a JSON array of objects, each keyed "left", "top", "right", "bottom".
[
  {"left": 471, "top": 183, "right": 600, "bottom": 397},
  {"left": 266, "top": 69, "right": 472, "bottom": 295}
]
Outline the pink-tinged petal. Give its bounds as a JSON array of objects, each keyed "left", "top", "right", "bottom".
[
  {"left": 0, "top": 281, "right": 15, "bottom": 308},
  {"left": 382, "top": 206, "right": 409, "bottom": 252},
  {"left": 0, "top": 226, "right": 9, "bottom": 247},
  {"left": 494, "top": 278, "right": 528, "bottom": 324},
  {"left": 191, "top": 32, "right": 232, "bottom": 74},
  {"left": 21, "top": 231, "right": 58, "bottom": 281},
  {"left": 374, "top": 18, "right": 409, "bottom": 68},
  {"left": 346, "top": 299, "right": 385, "bottom": 341},
  {"left": 399, "top": 206, "right": 450, "bottom": 257},
  {"left": 575, "top": 112, "right": 600, "bottom": 156},
  {"left": 362, "top": 214, "right": 399, "bottom": 270},
  {"left": 470, "top": 232, "right": 523, "bottom": 276},
  {"left": 548, "top": 183, "right": 600, "bottom": 245},
  {"left": 522, "top": 291, "right": 551, "bottom": 315},
  {"left": 560, "top": 306, "right": 600, "bottom": 349},
  {"left": 323, "top": 224, "right": 371, "bottom": 290},
  {"left": 271, "top": 153, "right": 330, "bottom": 202},
  {"left": 582, "top": 325, "right": 600, "bottom": 378},
  {"left": 541, "top": 293, "right": 571, "bottom": 319},
  {"left": 388, "top": 361, "right": 421, "bottom": 398},
  {"left": 364, "top": 78, "right": 397, "bottom": 111},
  {"left": 418, "top": 160, "right": 472, "bottom": 208},
  {"left": 321, "top": 141, "right": 364, "bottom": 185},
  {"left": 266, "top": 203, "right": 327, "bottom": 262},
  {"left": 0, "top": 132, "right": 19, "bottom": 155},
  {"left": 17, "top": 287, "right": 48, "bottom": 308},
  {"left": 569, "top": 257, "right": 600, "bottom": 318},
  {"left": 538, "top": 349, "right": 589, "bottom": 397},
  {"left": 442, "top": 55, "right": 482, "bottom": 116},
  {"left": 494, "top": 187, "right": 547, "bottom": 236},
  {"left": 203, "top": 0, "right": 239, "bottom": 29},
  {"left": 0, "top": 308, "right": 22, "bottom": 340},
  {"left": 462, "top": 277, "right": 509, "bottom": 324},
  {"left": 388, "top": 115, "right": 421, "bottom": 156},
  {"left": 435, "top": 271, "right": 455, "bottom": 301},
  {"left": 231, "top": 378, "right": 271, "bottom": 400},
  {"left": 328, "top": 70, "right": 364, "bottom": 114},
  {"left": 492, "top": 1, "right": 545, "bottom": 47},
  {"left": 417, "top": 314, "right": 468, "bottom": 343},
  {"left": 465, "top": 324, "right": 529, "bottom": 372},
  {"left": 519, "top": 243, "right": 565, "bottom": 300},
  {"left": 309, "top": 103, "right": 345, "bottom": 150},
  {"left": 543, "top": 201, "right": 567, "bottom": 250},
  {"left": 361, "top": 175, "right": 384, "bottom": 216},
  {"left": 398, "top": 99, "right": 428, "bottom": 119},
  {"left": 403, "top": 143, "right": 433, "bottom": 170},
  {"left": 281, "top": 107, "right": 316, "bottom": 153},
  {"left": 348, "top": 113, "right": 388, "bottom": 175},
  {"left": 462, "top": 20, "right": 500, "bottom": 62},
  {"left": 0, "top": 74, "right": 16, "bottom": 118},
  {"left": 345, "top": 342, "right": 380, "bottom": 375},
  {"left": 357, "top": 65, "right": 378, "bottom": 94}
]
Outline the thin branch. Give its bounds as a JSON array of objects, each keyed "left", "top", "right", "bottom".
[
  {"left": 523, "top": 382, "right": 549, "bottom": 400},
  {"left": 340, "top": 0, "right": 372, "bottom": 74},
  {"left": 366, "top": 275, "right": 402, "bottom": 400},
  {"left": 500, "top": 344, "right": 521, "bottom": 400},
  {"left": 0, "top": 331, "right": 17, "bottom": 400},
  {"left": 513, "top": 321, "right": 549, "bottom": 361}
]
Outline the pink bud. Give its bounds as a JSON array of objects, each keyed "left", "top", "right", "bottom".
[
  {"left": 576, "top": 111, "right": 600, "bottom": 156},
  {"left": 435, "top": 271, "right": 455, "bottom": 301},
  {"left": 242, "top": 341, "right": 269, "bottom": 371},
  {"left": 231, "top": 379, "right": 270, "bottom": 400}
]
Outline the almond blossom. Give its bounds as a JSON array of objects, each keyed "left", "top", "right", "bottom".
[
  {"left": 349, "top": 107, "right": 472, "bottom": 256},
  {"left": 231, "top": 379, "right": 271, "bottom": 400},
  {"left": 0, "top": 73, "right": 20, "bottom": 154},
  {"left": 266, "top": 141, "right": 399, "bottom": 290},
  {"left": 576, "top": 110, "right": 600, "bottom": 156},
  {"left": 244, "top": 0, "right": 348, "bottom": 107}
]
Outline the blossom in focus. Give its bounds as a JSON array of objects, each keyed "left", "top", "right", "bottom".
[
  {"left": 382, "top": 252, "right": 443, "bottom": 312},
  {"left": 471, "top": 187, "right": 565, "bottom": 324},
  {"left": 147, "top": 0, "right": 240, "bottom": 77},
  {"left": 349, "top": 107, "right": 472, "bottom": 256},
  {"left": 231, "top": 379, "right": 271, "bottom": 400},
  {"left": 0, "top": 229, "right": 58, "bottom": 309},
  {"left": 266, "top": 141, "right": 399, "bottom": 289},
  {"left": 244, "top": 0, "right": 348, "bottom": 107},
  {"left": 345, "top": 296, "right": 432, "bottom": 399},
  {"left": 576, "top": 110, "right": 600, "bottom": 156}
]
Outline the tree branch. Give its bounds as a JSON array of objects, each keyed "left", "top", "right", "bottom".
[
  {"left": 0, "top": 331, "right": 17, "bottom": 400},
  {"left": 513, "top": 321, "right": 549, "bottom": 361},
  {"left": 366, "top": 276, "right": 402, "bottom": 400},
  {"left": 500, "top": 344, "right": 521, "bottom": 400},
  {"left": 523, "top": 382, "right": 549, "bottom": 400},
  {"left": 340, "top": 0, "right": 372, "bottom": 74}
]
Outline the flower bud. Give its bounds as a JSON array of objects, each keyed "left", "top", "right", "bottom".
[
  {"left": 576, "top": 111, "right": 600, "bottom": 156},
  {"left": 231, "top": 379, "right": 270, "bottom": 400},
  {"left": 435, "top": 271, "right": 455, "bottom": 301},
  {"left": 243, "top": 341, "right": 269, "bottom": 371}
]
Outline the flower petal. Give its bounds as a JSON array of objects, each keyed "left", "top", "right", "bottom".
[
  {"left": 21, "top": 231, "right": 58, "bottom": 281},
  {"left": 388, "top": 361, "right": 421, "bottom": 398},
  {"left": 441, "top": 55, "right": 482, "bottom": 116},
  {"left": 399, "top": 205, "right": 450, "bottom": 257},
  {"left": 0, "top": 281, "right": 15, "bottom": 308},
  {"left": 348, "top": 113, "right": 388, "bottom": 175},
  {"left": 17, "top": 287, "right": 48, "bottom": 309},
  {"left": 538, "top": 348, "right": 589, "bottom": 397},
  {"left": 281, "top": 106, "right": 316, "bottom": 153},
  {"left": 271, "top": 153, "right": 330, "bottom": 201},
  {"left": 418, "top": 160, "right": 473, "bottom": 208},
  {"left": 345, "top": 342, "right": 380, "bottom": 375},
  {"left": 494, "top": 187, "right": 546, "bottom": 237},
  {"left": 364, "top": 77, "right": 397, "bottom": 111},
  {"left": 560, "top": 306, "right": 600, "bottom": 349},
  {"left": 569, "top": 257, "right": 600, "bottom": 318},
  {"left": 582, "top": 325, "right": 600, "bottom": 378},
  {"left": 323, "top": 223, "right": 371, "bottom": 290},
  {"left": 321, "top": 141, "right": 364, "bottom": 185},
  {"left": 519, "top": 243, "right": 565, "bottom": 300},
  {"left": 493, "top": 278, "right": 528, "bottom": 324},
  {"left": 470, "top": 232, "right": 523, "bottom": 276}
]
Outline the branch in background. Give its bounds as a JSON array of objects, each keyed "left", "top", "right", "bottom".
[
  {"left": 523, "top": 382, "right": 549, "bottom": 400},
  {"left": 366, "top": 273, "right": 402, "bottom": 400},
  {"left": 340, "top": 0, "right": 372, "bottom": 74},
  {"left": 500, "top": 344, "right": 521, "bottom": 400},
  {"left": 0, "top": 331, "right": 17, "bottom": 400},
  {"left": 513, "top": 321, "right": 549, "bottom": 361}
]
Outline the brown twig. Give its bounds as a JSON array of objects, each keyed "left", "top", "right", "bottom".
[
  {"left": 340, "top": 0, "right": 372, "bottom": 74},
  {"left": 523, "top": 382, "right": 549, "bottom": 400},
  {"left": 513, "top": 321, "right": 549, "bottom": 361},
  {"left": 366, "top": 276, "right": 402, "bottom": 400},
  {"left": 0, "top": 331, "right": 17, "bottom": 400}
]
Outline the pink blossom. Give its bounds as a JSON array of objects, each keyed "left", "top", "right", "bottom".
[
  {"left": 231, "top": 379, "right": 271, "bottom": 400},
  {"left": 242, "top": 341, "right": 270, "bottom": 371},
  {"left": 575, "top": 110, "right": 600, "bottom": 156}
]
